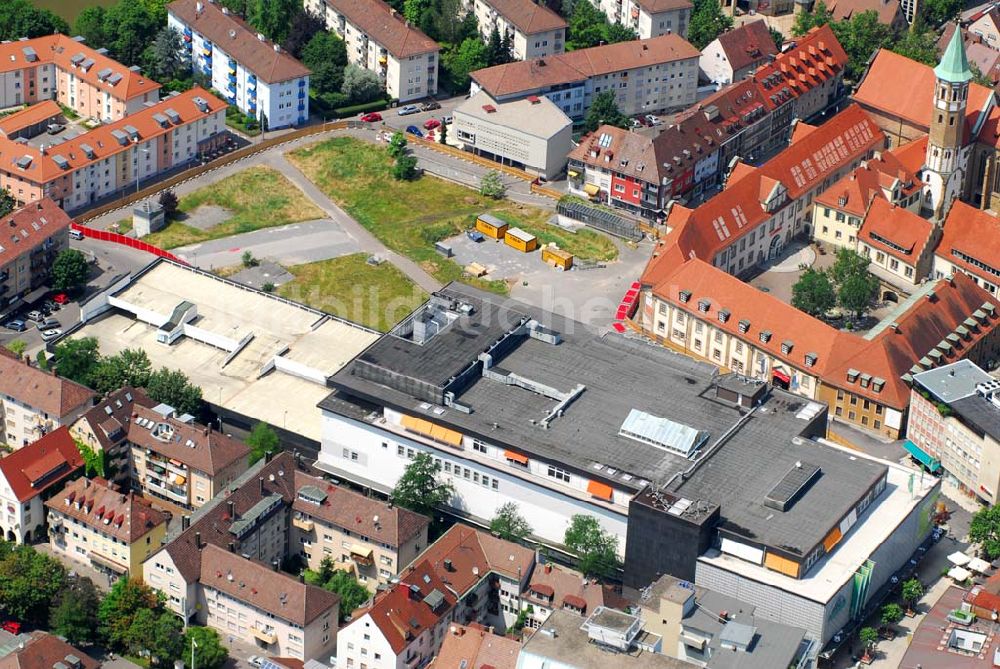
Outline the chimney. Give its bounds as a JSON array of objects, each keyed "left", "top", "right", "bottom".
[
  {"left": 228, "top": 541, "right": 236, "bottom": 553},
  {"left": 444, "top": 558, "right": 454, "bottom": 571},
  {"left": 194, "top": 532, "right": 202, "bottom": 549},
  {"left": 181, "top": 515, "right": 190, "bottom": 530},
  {"left": 259, "top": 476, "right": 264, "bottom": 496},
  {"left": 227, "top": 500, "right": 235, "bottom": 519}
]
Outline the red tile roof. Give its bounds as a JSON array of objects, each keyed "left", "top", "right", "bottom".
[
  {"left": 0, "top": 100, "right": 62, "bottom": 138},
  {"left": 318, "top": 0, "right": 439, "bottom": 58},
  {"left": 715, "top": 20, "right": 778, "bottom": 73},
  {"left": 46, "top": 476, "right": 167, "bottom": 543},
  {"left": 200, "top": 543, "right": 340, "bottom": 626},
  {"left": 635, "top": 0, "right": 693, "bottom": 11},
  {"left": 815, "top": 148, "right": 922, "bottom": 216},
  {"left": 480, "top": 0, "right": 567, "bottom": 34},
  {"left": 937, "top": 200, "right": 1000, "bottom": 284},
  {"left": 0, "top": 87, "right": 226, "bottom": 186},
  {"left": 0, "top": 341, "right": 93, "bottom": 418},
  {"left": 75, "top": 385, "right": 153, "bottom": 452},
  {"left": 858, "top": 197, "right": 935, "bottom": 263},
  {"left": 522, "top": 563, "right": 612, "bottom": 615},
  {"left": 0, "top": 631, "right": 98, "bottom": 669},
  {"left": 127, "top": 404, "right": 249, "bottom": 475},
  {"left": 0, "top": 199, "right": 74, "bottom": 278},
  {"left": 362, "top": 577, "right": 456, "bottom": 654},
  {"left": 827, "top": 0, "right": 903, "bottom": 25},
  {"left": 471, "top": 34, "right": 699, "bottom": 98},
  {"left": 430, "top": 625, "right": 521, "bottom": 669},
  {"left": 167, "top": 0, "right": 311, "bottom": 83},
  {"left": 749, "top": 25, "right": 848, "bottom": 105},
  {"left": 0, "top": 427, "right": 85, "bottom": 502},
  {"left": 0, "top": 35, "right": 160, "bottom": 101}
]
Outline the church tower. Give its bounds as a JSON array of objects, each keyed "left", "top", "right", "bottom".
[{"left": 925, "top": 29, "right": 973, "bottom": 220}]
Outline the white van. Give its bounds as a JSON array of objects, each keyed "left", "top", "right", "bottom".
[{"left": 69, "top": 229, "right": 84, "bottom": 240}]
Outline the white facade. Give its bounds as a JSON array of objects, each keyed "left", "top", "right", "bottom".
[
  {"left": 168, "top": 12, "right": 309, "bottom": 129},
  {"left": 337, "top": 609, "right": 444, "bottom": 669},
  {"left": 591, "top": 0, "right": 690, "bottom": 38},
  {"left": 465, "top": 0, "right": 565, "bottom": 60},
  {"left": 318, "top": 408, "right": 630, "bottom": 552},
  {"left": 0, "top": 484, "right": 42, "bottom": 545}
]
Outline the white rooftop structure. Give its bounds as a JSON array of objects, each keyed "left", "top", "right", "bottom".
[
  {"left": 619, "top": 409, "right": 707, "bottom": 456},
  {"left": 455, "top": 91, "right": 573, "bottom": 140}
]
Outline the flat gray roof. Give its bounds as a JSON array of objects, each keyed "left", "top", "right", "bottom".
[
  {"left": 323, "top": 284, "right": 824, "bottom": 494},
  {"left": 913, "top": 359, "right": 992, "bottom": 404},
  {"left": 455, "top": 91, "right": 572, "bottom": 139}
]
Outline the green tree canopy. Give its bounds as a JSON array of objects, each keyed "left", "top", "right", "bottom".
[
  {"left": 146, "top": 367, "right": 203, "bottom": 415},
  {"left": 185, "top": 626, "right": 229, "bottom": 669},
  {"left": 73, "top": 6, "right": 107, "bottom": 47},
  {"left": 0, "top": 0, "right": 68, "bottom": 41},
  {"left": 606, "top": 22, "right": 638, "bottom": 44},
  {"left": 792, "top": 268, "right": 836, "bottom": 316},
  {"left": 49, "top": 577, "right": 101, "bottom": 646},
  {"left": 303, "top": 32, "right": 349, "bottom": 97},
  {"left": 324, "top": 570, "right": 371, "bottom": 620},
  {"left": 564, "top": 514, "right": 620, "bottom": 579},
  {"left": 54, "top": 337, "right": 101, "bottom": 387},
  {"left": 247, "top": 422, "right": 280, "bottom": 465},
  {"left": 282, "top": 9, "right": 326, "bottom": 59},
  {"left": 0, "top": 543, "right": 67, "bottom": 625},
  {"left": 90, "top": 348, "right": 153, "bottom": 395},
  {"left": 791, "top": 1, "right": 832, "bottom": 37},
  {"left": 583, "top": 90, "right": 630, "bottom": 134},
  {"left": 391, "top": 452, "right": 454, "bottom": 516},
  {"left": 567, "top": 0, "right": 609, "bottom": 50},
  {"left": 98, "top": 578, "right": 162, "bottom": 651},
  {"left": 921, "top": 0, "right": 963, "bottom": 27},
  {"left": 881, "top": 602, "right": 904, "bottom": 627},
  {"left": 890, "top": 25, "right": 939, "bottom": 65},
  {"left": 141, "top": 27, "right": 188, "bottom": 82},
  {"left": 490, "top": 502, "right": 533, "bottom": 542},
  {"left": 831, "top": 10, "right": 893, "bottom": 80},
  {"left": 246, "top": 0, "right": 299, "bottom": 43},
  {"left": 838, "top": 270, "right": 879, "bottom": 318},
  {"left": 901, "top": 577, "right": 924, "bottom": 608},
  {"left": 103, "top": 0, "right": 160, "bottom": 65},
  {"left": 688, "top": 0, "right": 734, "bottom": 50},
  {"left": 480, "top": 170, "right": 506, "bottom": 199},
  {"left": 388, "top": 132, "right": 409, "bottom": 158},
  {"left": 393, "top": 154, "right": 420, "bottom": 181},
  {"left": 444, "top": 37, "right": 487, "bottom": 91},
  {"left": 342, "top": 64, "right": 385, "bottom": 105},
  {"left": 970, "top": 504, "right": 1000, "bottom": 559},
  {"left": 829, "top": 248, "right": 871, "bottom": 285},
  {"left": 51, "top": 249, "right": 90, "bottom": 292},
  {"left": 0, "top": 188, "right": 15, "bottom": 219},
  {"left": 859, "top": 626, "right": 879, "bottom": 652}
]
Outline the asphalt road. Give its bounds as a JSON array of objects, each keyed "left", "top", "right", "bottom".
[{"left": 173, "top": 218, "right": 359, "bottom": 270}]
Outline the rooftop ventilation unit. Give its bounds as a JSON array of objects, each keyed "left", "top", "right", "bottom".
[{"left": 763, "top": 461, "right": 821, "bottom": 511}]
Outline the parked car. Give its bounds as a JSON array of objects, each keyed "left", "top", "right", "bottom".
[
  {"left": 51, "top": 293, "right": 69, "bottom": 305},
  {"left": 423, "top": 118, "right": 441, "bottom": 130},
  {"left": 397, "top": 105, "right": 420, "bottom": 116},
  {"left": 645, "top": 114, "right": 661, "bottom": 125},
  {"left": 360, "top": 112, "right": 382, "bottom": 122},
  {"left": 442, "top": 115, "right": 453, "bottom": 125},
  {"left": 36, "top": 318, "right": 59, "bottom": 330},
  {"left": 248, "top": 657, "right": 264, "bottom": 668},
  {"left": 420, "top": 100, "right": 441, "bottom": 111},
  {"left": 1, "top": 621, "right": 20, "bottom": 634},
  {"left": 466, "top": 230, "right": 485, "bottom": 242},
  {"left": 405, "top": 125, "right": 424, "bottom": 138},
  {"left": 26, "top": 310, "right": 43, "bottom": 323},
  {"left": 69, "top": 228, "right": 84, "bottom": 240},
  {"left": 40, "top": 328, "right": 62, "bottom": 341},
  {"left": 634, "top": 115, "right": 650, "bottom": 127},
  {"left": 3, "top": 319, "right": 26, "bottom": 332}
]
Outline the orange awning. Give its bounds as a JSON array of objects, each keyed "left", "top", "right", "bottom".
[
  {"left": 401, "top": 415, "right": 463, "bottom": 447},
  {"left": 587, "top": 480, "right": 613, "bottom": 501},
  {"left": 504, "top": 450, "right": 528, "bottom": 465},
  {"left": 822, "top": 527, "right": 842, "bottom": 552},
  {"left": 763, "top": 551, "right": 800, "bottom": 578}
]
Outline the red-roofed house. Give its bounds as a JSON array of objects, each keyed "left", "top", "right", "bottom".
[
  {"left": 0, "top": 426, "right": 85, "bottom": 543},
  {"left": 699, "top": 20, "right": 778, "bottom": 86},
  {"left": 521, "top": 562, "right": 627, "bottom": 629},
  {"left": 429, "top": 624, "right": 521, "bottom": 669},
  {"left": 827, "top": 0, "right": 907, "bottom": 31},
  {"left": 857, "top": 197, "right": 938, "bottom": 294},
  {"left": 935, "top": 201, "right": 1000, "bottom": 295}
]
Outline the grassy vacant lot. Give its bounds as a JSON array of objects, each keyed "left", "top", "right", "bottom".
[
  {"left": 278, "top": 254, "right": 428, "bottom": 332},
  {"left": 286, "top": 138, "right": 617, "bottom": 291},
  {"left": 143, "top": 167, "right": 323, "bottom": 249}
]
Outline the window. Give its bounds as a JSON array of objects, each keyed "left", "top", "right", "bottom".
[
  {"left": 472, "top": 440, "right": 487, "bottom": 454},
  {"left": 547, "top": 465, "right": 570, "bottom": 483}
]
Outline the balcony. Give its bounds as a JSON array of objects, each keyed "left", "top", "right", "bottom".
[
  {"left": 292, "top": 514, "right": 314, "bottom": 532},
  {"left": 251, "top": 627, "right": 277, "bottom": 645},
  {"left": 350, "top": 544, "right": 374, "bottom": 566}
]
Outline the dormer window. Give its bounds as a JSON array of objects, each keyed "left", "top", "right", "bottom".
[
  {"left": 738, "top": 319, "right": 750, "bottom": 333},
  {"left": 804, "top": 352, "right": 817, "bottom": 367},
  {"left": 718, "top": 309, "right": 730, "bottom": 323},
  {"left": 679, "top": 290, "right": 692, "bottom": 303},
  {"left": 698, "top": 299, "right": 710, "bottom": 313},
  {"left": 847, "top": 369, "right": 859, "bottom": 383},
  {"left": 781, "top": 340, "right": 793, "bottom": 355},
  {"left": 759, "top": 330, "right": 771, "bottom": 343}
]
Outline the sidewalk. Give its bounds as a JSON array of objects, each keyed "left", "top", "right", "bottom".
[{"left": 862, "top": 577, "right": 953, "bottom": 668}]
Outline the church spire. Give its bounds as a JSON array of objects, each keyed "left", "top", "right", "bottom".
[{"left": 935, "top": 29, "right": 973, "bottom": 83}]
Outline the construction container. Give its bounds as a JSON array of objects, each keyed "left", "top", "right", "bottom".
[
  {"left": 542, "top": 246, "right": 573, "bottom": 270},
  {"left": 476, "top": 213, "right": 509, "bottom": 239},
  {"left": 504, "top": 227, "right": 538, "bottom": 253},
  {"left": 434, "top": 241, "right": 453, "bottom": 257}
]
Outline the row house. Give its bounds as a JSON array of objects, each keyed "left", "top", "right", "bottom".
[
  {"left": 469, "top": 34, "right": 700, "bottom": 121},
  {"left": 127, "top": 403, "right": 249, "bottom": 510},
  {"left": 69, "top": 386, "right": 153, "bottom": 487},
  {"left": 0, "top": 34, "right": 160, "bottom": 121},
  {"left": 935, "top": 200, "right": 1000, "bottom": 295},
  {"left": 520, "top": 562, "right": 626, "bottom": 630},
  {"left": 856, "top": 197, "right": 938, "bottom": 296},
  {"left": 46, "top": 476, "right": 168, "bottom": 580},
  {"left": 0, "top": 87, "right": 227, "bottom": 212},
  {"left": 464, "top": 0, "right": 566, "bottom": 60},
  {"left": 0, "top": 199, "right": 73, "bottom": 315},
  {"left": 169, "top": 0, "right": 311, "bottom": 129},
  {"left": 307, "top": 0, "right": 440, "bottom": 103},
  {"left": 699, "top": 20, "right": 778, "bottom": 86},
  {"left": 0, "top": 347, "right": 93, "bottom": 449},
  {"left": 590, "top": 0, "right": 691, "bottom": 39}
]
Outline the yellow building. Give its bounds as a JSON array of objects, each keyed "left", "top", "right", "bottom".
[
  {"left": 504, "top": 227, "right": 538, "bottom": 252},
  {"left": 46, "top": 477, "right": 168, "bottom": 581},
  {"left": 476, "top": 213, "right": 509, "bottom": 239},
  {"left": 542, "top": 246, "right": 573, "bottom": 269}
]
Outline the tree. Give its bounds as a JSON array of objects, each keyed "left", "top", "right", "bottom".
[
  {"left": 141, "top": 27, "right": 187, "bottom": 82},
  {"left": 247, "top": 0, "right": 300, "bottom": 43},
  {"left": 583, "top": 90, "right": 630, "bottom": 133},
  {"left": 0, "top": 0, "right": 69, "bottom": 42},
  {"left": 393, "top": 155, "right": 420, "bottom": 181},
  {"left": 282, "top": 9, "right": 326, "bottom": 59},
  {"left": 36, "top": 350, "right": 49, "bottom": 370},
  {"left": 388, "top": 132, "right": 409, "bottom": 158},
  {"left": 791, "top": 1, "right": 832, "bottom": 37},
  {"left": 792, "top": 268, "right": 836, "bottom": 316},
  {"left": 73, "top": 6, "right": 108, "bottom": 48},
  {"left": 0, "top": 544, "right": 67, "bottom": 625},
  {"left": 480, "top": 170, "right": 506, "bottom": 199},
  {"left": 158, "top": 189, "right": 179, "bottom": 219},
  {"left": 490, "top": 502, "right": 532, "bottom": 542},
  {"left": 76, "top": 439, "right": 108, "bottom": 478},
  {"left": 303, "top": 32, "right": 349, "bottom": 97},
  {"left": 185, "top": 626, "right": 228, "bottom": 669},
  {"left": 90, "top": 348, "right": 152, "bottom": 395},
  {"left": 247, "top": 421, "right": 280, "bottom": 465},
  {"left": 901, "top": 577, "right": 923, "bottom": 614},
  {"left": 0, "top": 188, "right": 15, "bottom": 219},
  {"left": 219, "top": 0, "right": 248, "bottom": 17},
  {"left": 485, "top": 26, "right": 505, "bottom": 67},
  {"left": 439, "top": 120, "right": 448, "bottom": 145},
  {"left": 499, "top": 31, "right": 514, "bottom": 64},
  {"left": 444, "top": 38, "right": 487, "bottom": 91},
  {"left": 838, "top": 271, "right": 879, "bottom": 318},
  {"left": 51, "top": 249, "right": 90, "bottom": 292},
  {"left": 342, "top": 64, "right": 385, "bottom": 105},
  {"left": 49, "top": 577, "right": 101, "bottom": 646},
  {"left": 567, "top": 0, "right": 608, "bottom": 50},
  {"left": 53, "top": 337, "right": 101, "bottom": 387},
  {"left": 970, "top": 504, "right": 1000, "bottom": 559},
  {"left": 98, "top": 578, "right": 161, "bottom": 652},
  {"left": 858, "top": 626, "right": 879, "bottom": 660},
  {"left": 890, "top": 25, "right": 939, "bottom": 66},
  {"left": 688, "top": 0, "right": 734, "bottom": 50},
  {"left": 829, "top": 248, "right": 869, "bottom": 286},
  {"left": 606, "top": 22, "right": 638, "bottom": 44},
  {"left": 103, "top": 0, "right": 160, "bottom": 65},
  {"left": 242, "top": 250, "right": 259, "bottom": 267},
  {"left": 881, "top": 602, "right": 904, "bottom": 630},
  {"left": 921, "top": 0, "right": 963, "bottom": 27},
  {"left": 770, "top": 26, "right": 785, "bottom": 50},
  {"left": 4, "top": 339, "right": 25, "bottom": 359},
  {"left": 391, "top": 452, "right": 454, "bottom": 516},
  {"left": 831, "top": 10, "right": 893, "bottom": 80},
  {"left": 405, "top": 0, "right": 433, "bottom": 27},
  {"left": 145, "top": 367, "right": 203, "bottom": 415},
  {"left": 971, "top": 61, "right": 995, "bottom": 87},
  {"left": 563, "top": 514, "right": 620, "bottom": 579},
  {"left": 324, "top": 570, "right": 371, "bottom": 620}
]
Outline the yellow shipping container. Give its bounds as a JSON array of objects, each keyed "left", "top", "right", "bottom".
[
  {"left": 476, "top": 213, "right": 508, "bottom": 239},
  {"left": 542, "top": 247, "right": 573, "bottom": 269},
  {"left": 504, "top": 227, "right": 537, "bottom": 253}
]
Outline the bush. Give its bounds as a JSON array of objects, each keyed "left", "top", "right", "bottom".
[{"left": 334, "top": 99, "right": 392, "bottom": 118}]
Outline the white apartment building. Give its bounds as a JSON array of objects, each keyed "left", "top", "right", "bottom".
[
  {"left": 469, "top": 34, "right": 700, "bottom": 121},
  {"left": 168, "top": 0, "right": 311, "bottom": 129},
  {"left": 465, "top": 0, "right": 566, "bottom": 60},
  {"left": 307, "top": 0, "right": 440, "bottom": 103},
  {"left": 453, "top": 92, "right": 572, "bottom": 179},
  {"left": 0, "top": 352, "right": 93, "bottom": 449},
  {"left": 591, "top": 0, "right": 691, "bottom": 39}
]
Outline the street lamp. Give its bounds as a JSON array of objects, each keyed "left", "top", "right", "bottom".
[{"left": 191, "top": 636, "right": 198, "bottom": 669}]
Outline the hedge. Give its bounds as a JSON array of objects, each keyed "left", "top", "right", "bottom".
[{"left": 334, "top": 99, "right": 394, "bottom": 118}]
